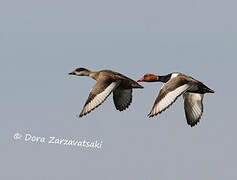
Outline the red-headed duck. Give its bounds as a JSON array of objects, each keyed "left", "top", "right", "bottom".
[{"left": 138, "top": 72, "right": 214, "bottom": 127}]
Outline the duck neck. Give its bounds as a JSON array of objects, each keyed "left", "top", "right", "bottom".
[
  {"left": 89, "top": 71, "right": 100, "bottom": 80},
  {"left": 159, "top": 74, "right": 172, "bottom": 83}
]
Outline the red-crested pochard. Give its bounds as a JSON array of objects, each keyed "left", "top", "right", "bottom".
[
  {"left": 137, "top": 72, "right": 214, "bottom": 127},
  {"left": 69, "top": 67, "right": 143, "bottom": 117}
]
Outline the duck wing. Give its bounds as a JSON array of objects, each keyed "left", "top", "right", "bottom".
[
  {"left": 80, "top": 79, "right": 121, "bottom": 117},
  {"left": 149, "top": 78, "right": 191, "bottom": 117},
  {"left": 183, "top": 93, "right": 204, "bottom": 127},
  {"left": 101, "top": 70, "right": 143, "bottom": 89},
  {"left": 113, "top": 87, "right": 132, "bottom": 111}
]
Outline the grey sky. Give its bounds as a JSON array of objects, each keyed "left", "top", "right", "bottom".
[{"left": 0, "top": 0, "right": 237, "bottom": 180}]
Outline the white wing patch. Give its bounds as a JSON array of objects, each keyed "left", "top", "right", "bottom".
[
  {"left": 183, "top": 93, "right": 204, "bottom": 127},
  {"left": 113, "top": 88, "right": 132, "bottom": 111},
  {"left": 80, "top": 82, "right": 120, "bottom": 117},
  {"left": 149, "top": 84, "right": 190, "bottom": 117},
  {"left": 171, "top": 73, "right": 179, "bottom": 79}
]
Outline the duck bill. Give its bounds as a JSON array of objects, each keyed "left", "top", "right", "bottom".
[
  {"left": 137, "top": 78, "right": 145, "bottom": 82},
  {"left": 68, "top": 71, "right": 75, "bottom": 75}
]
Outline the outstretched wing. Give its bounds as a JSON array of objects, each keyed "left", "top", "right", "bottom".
[
  {"left": 149, "top": 78, "right": 191, "bottom": 117},
  {"left": 80, "top": 79, "right": 121, "bottom": 117},
  {"left": 183, "top": 92, "right": 204, "bottom": 127},
  {"left": 113, "top": 87, "right": 132, "bottom": 111}
]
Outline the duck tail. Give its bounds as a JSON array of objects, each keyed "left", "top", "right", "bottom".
[
  {"left": 133, "top": 82, "right": 144, "bottom": 89},
  {"left": 203, "top": 86, "right": 215, "bottom": 93}
]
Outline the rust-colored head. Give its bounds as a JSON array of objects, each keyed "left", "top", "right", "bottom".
[{"left": 137, "top": 73, "right": 159, "bottom": 82}]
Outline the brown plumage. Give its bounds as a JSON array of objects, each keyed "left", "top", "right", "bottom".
[
  {"left": 137, "top": 72, "right": 214, "bottom": 127},
  {"left": 69, "top": 67, "right": 143, "bottom": 117}
]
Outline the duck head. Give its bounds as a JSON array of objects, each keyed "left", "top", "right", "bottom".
[
  {"left": 68, "top": 67, "right": 91, "bottom": 76},
  {"left": 137, "top": 73, "right": 159, "bottom": 82}
]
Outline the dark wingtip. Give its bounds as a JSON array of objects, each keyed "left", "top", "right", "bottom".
[
  {"left": 188, "top": 123, "right": 199, "bottom": 127},
  {"left": 79, "top": 113, "right": 84, "bottom": 118},
  {"left": 148, "top": 113, "right": 153, "bottom": 118},
  {"left": 187, "top": 117, "right": 201, "bottom": 127}
]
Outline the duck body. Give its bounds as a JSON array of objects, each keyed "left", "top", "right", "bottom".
[
  {"left": 137, "top": 72, "right": 214, "bottom": 127},
  {"left": 157, "top": 73, "right": 214, "bottom": 94},
  {"left": 91, "top": 70, "right": 143, "bottom": 89},
  {"left": 69, "top": 67, "right": 143, "bottom": 117}
]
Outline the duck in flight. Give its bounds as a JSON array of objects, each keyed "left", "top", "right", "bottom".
[
  {"left": 137, "top": 72, "right": 214, "bottom": 127},
  {"left": 69, "top": 67, "right": 143, "bottom": 117}
]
